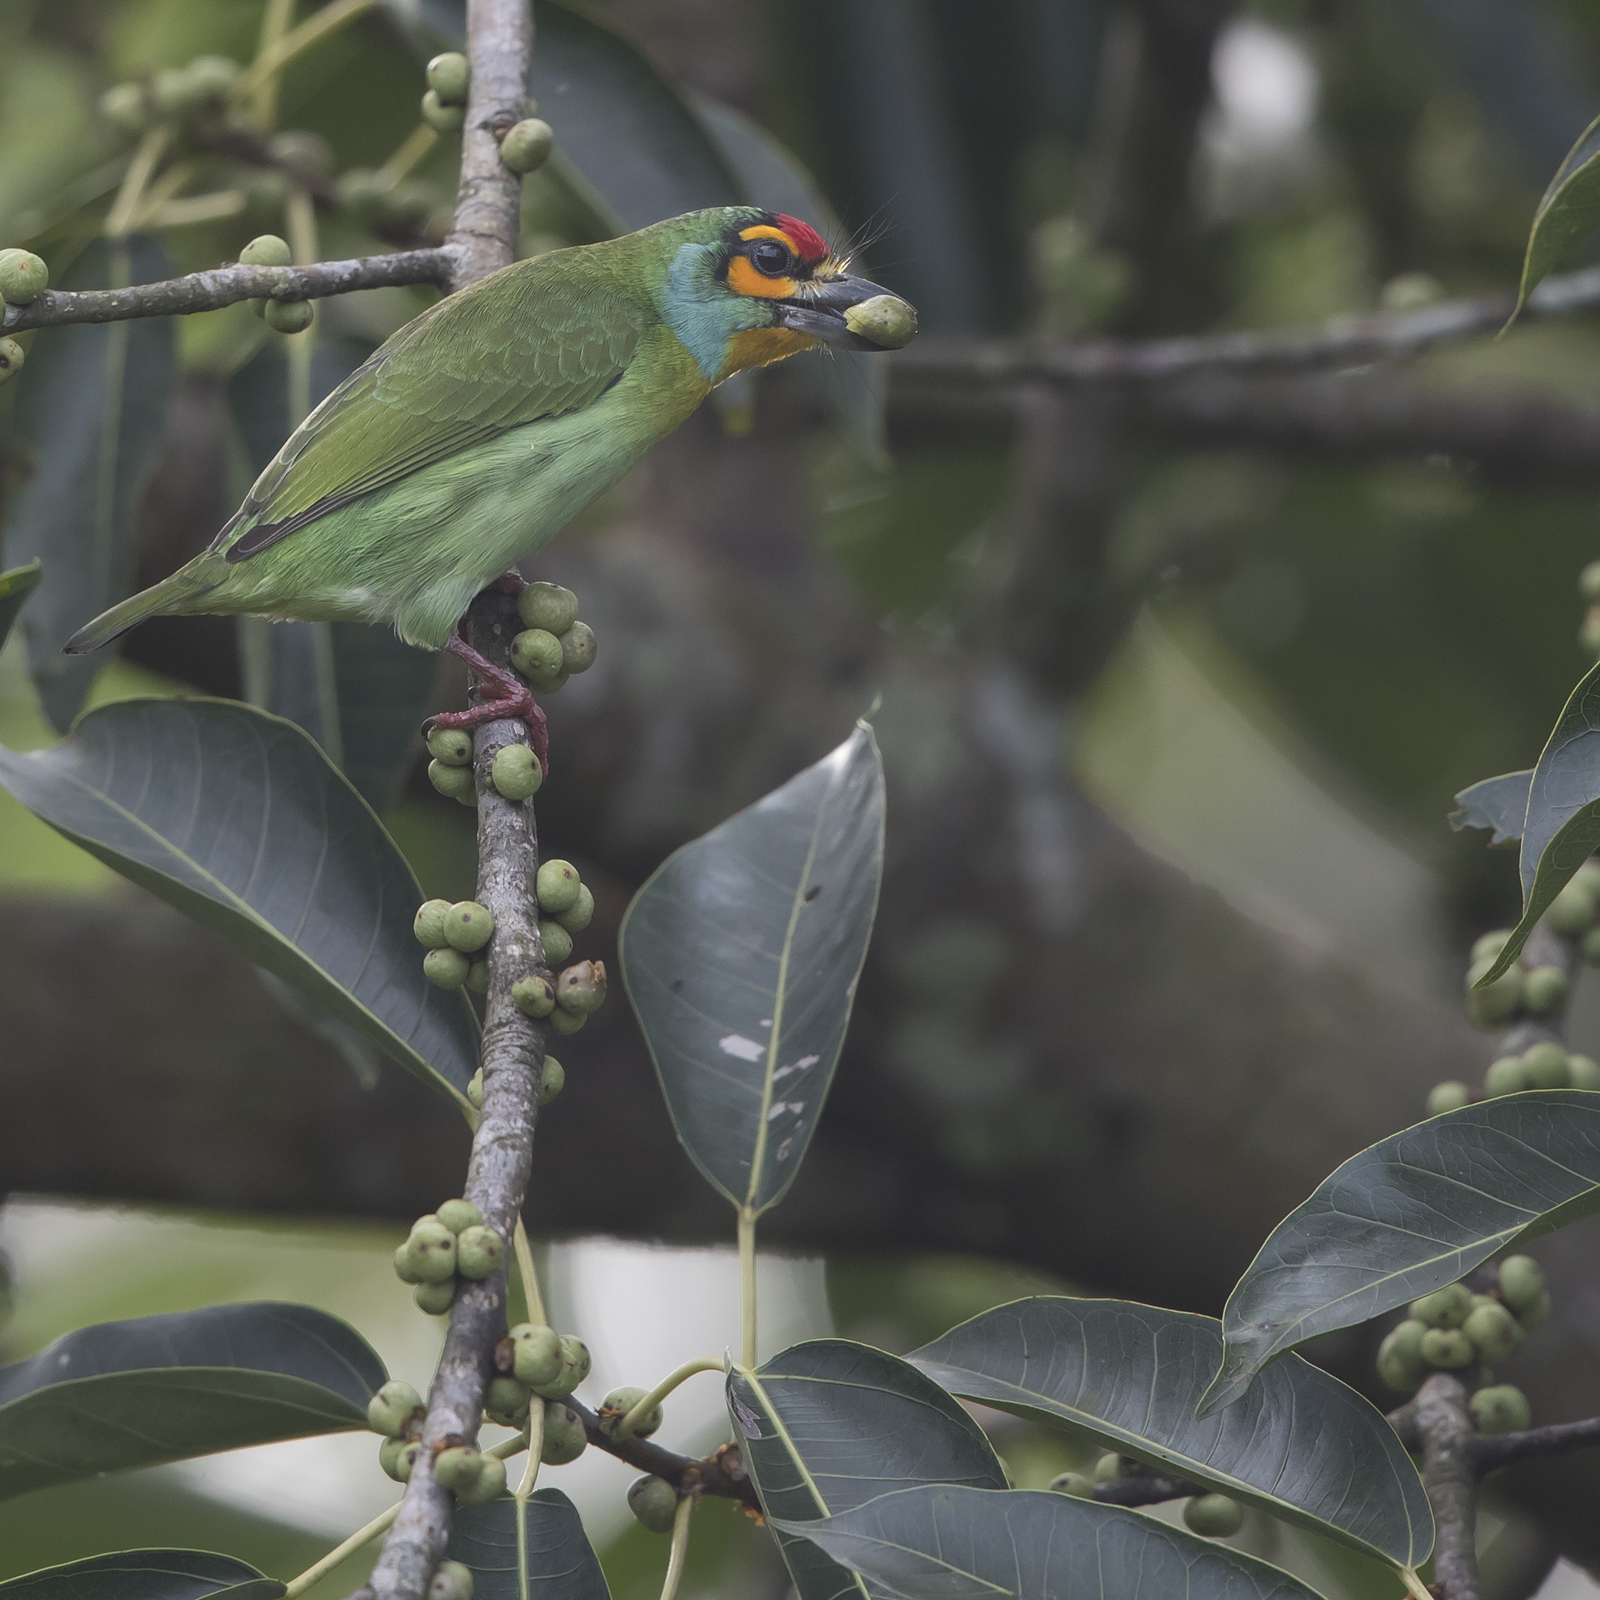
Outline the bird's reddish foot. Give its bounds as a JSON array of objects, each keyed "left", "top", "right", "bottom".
[{"left": 425, "top": 634, "right": 549, "bottom": 775}]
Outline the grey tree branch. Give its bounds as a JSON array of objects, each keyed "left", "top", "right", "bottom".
[
  {"left": 1470, "top": 1415, "right": 1600, "bottom": 1474},
  {"left": 563, "top": 1398, "right": 761, "bottom": 1512},
  {"left": 891, "top": 266, "right": 1600, "bottom": 388},
  {"left": 1419, "top": 1373, "right": 1481, "bottom": 1600},
  {"left": 353, "top": 4, "right": 539, "bottom": 1597},
  {"left": 0, "top": 249, "right": 453, "bottom": 332},
  {"left": 1092, "top": 1469, "right": 1201, "bottom": 1508}
]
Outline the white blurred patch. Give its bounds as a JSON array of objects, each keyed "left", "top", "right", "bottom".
[{"left": 1535, "top": 1561, "right": 1600, "bottom": 1600}]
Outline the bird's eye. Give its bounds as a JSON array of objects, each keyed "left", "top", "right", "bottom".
[{"left": 750, "top": 240, "right": 792, "bottom": 276}]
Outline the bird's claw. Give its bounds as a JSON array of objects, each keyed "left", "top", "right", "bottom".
[{"left": 427, "top": 631, "right": 551, "bottom": 777}]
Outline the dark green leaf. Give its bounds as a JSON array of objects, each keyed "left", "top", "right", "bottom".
[
  {"left": 5, "top": 236, "right": 176, "bottom": 732},
  {"left": 910, "top": 1296, "right": 1430, "bottom": 1569},
  {"left": 228, "top": 337, "right": 437, "bottom": 814},
  {"left": 446, "top": 1489, "right": 610, "bottom": 1599},
  {"left": 691, "top": 95, "right": 888, "bottom": 468},
  {"left": 620, "top": 724, "right": 884, "bottom": 1216},
  {"left": 1449, "top": 770, "right": 1532, "bottom": 845},
  {"left": 1201, "top": 1092, "right": 1600, "bottom": 1417},
  {"left": 1474, "top": 659, "right": 1600, "bottom": 982},
  {"left": 0, "top": 562, "right": 44, "bottom": 656},
  {"left": 0, "top": 697, "right": 478, "bottom": 1099},
  {"left": 1512, "top": 110, "right": 1600, "bottom": 322},
  {"left": 406, "top": 0, "right": 744, "bottom": 228},
  {"left": 0, "top": 1303, "right": 385, "bottom": 1501},
  {"left": 771, "top": 1485, "right": 1327, "bottom": 1600},
  {"left": 729, "top": 1339, "right": 1005, "bottom": 1600},
  {"left": 0, "top": 1550, "right": 282, "bottom": 1600}
]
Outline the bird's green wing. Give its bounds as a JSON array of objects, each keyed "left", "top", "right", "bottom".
[{"left": 219, "top": 256, "right": 646, "bottom": 560}]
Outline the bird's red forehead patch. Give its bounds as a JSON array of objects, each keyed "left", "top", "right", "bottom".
[{"left": 773, "top": 214, "right": 829, "bottom": 263}]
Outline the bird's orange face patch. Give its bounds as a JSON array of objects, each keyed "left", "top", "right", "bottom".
[
  {"left": 727, "top": 254, "right": 797, "bottom": 301},
  {"left": 726, "top": 218, "right": 835, "bottom": 302}
]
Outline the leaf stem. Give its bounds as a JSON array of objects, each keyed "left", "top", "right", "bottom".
[
  {"left": 513, "top": 1403, "right": 545, "bottom": 1600},
  {"left": 1401, "top": 1569, "right": 1434, "bottom": 1600},
  {"left": 249, "top": 0, "right": 297, "bottom": 128},
  {"left": 105, "top": 127, "right": 170, "bottom": 239},
  {"left": 377, "top": 124, "right": 441, "bottom": 188},
  {"left": 283, "top": 1502, "right": 401, "bottom": 1599},
  {"left": 616, "top": 1357, "right": 726, "bottom": 1440},
  {"left": 738, "top": 1207, "right": 758, "bottom": 1369},
  {"left": 513, "top": 1215, "right": 546, "bottom": 1326},
  {"left": 239, "top": 0, "right": 378, "bottom": 106},
  {"left": 658, "top": 1493, "right": 694, "bottom": 1600}
]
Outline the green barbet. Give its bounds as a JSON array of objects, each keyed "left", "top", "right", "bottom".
[{"left": 65, "top": 209, "right": 915, "bottom": 756}]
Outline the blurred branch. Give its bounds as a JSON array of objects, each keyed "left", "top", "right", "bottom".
[
  {"left": 891, "top": 266, "right": 1600, "bottom": 388},
  {"left": 1471, "top": 1416, "right": 1600, "bottom": 1473},
  {"left": 2, "top": 249, "right": 452, "bottom": 333},
  {"left": 1092, "top": 1469, "right": 1201, "bottom": 1507},
  {"left": 564, "top": 1397, "right": 760, "bottom": 1511},
  {"left": 1420, "top": 1374, "right": 1481, "bottom": 1600}
]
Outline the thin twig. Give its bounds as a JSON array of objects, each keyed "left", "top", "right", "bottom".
[
  {"left": 2, "top": 249, "right": 453, "bottom": 333},
  {"left": 1470, "top": 1414, "right": 1600, "bottom": 1472},
  {"left": 1091, "top": 1469, "right": 1203, "bottom": 1508},
  {"left": 566, "top": 1396, "right": 761, "bottom": 1512}
]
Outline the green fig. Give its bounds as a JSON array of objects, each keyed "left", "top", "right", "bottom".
[
  {"left": 1420, "top": 1328, "right": 1475, "bottom": 1369},
  {"left": 1047, "top": 1471, "right": 1095, "bottom": 1498},
  {"left": 518, "top": 582, "right": 579, "bottom": 636},
  {"left": 510, "top": 628, "right": 564, "bottom": 678},
  {"left": 549, "top": 1006, "right": 586, "bottom": 1036},
  {"left": 427, "top": 726, "right": 474, "bottom": 766},
  {"left": 540, "top": 1400, "right": 587, "bottom": 1464},
  {"left": 1582, "top": 927, "right": 1600, "bottom": 966},
  {"left": 426, "top": 52, "right": 470, "bottom": 104},
  {"left": 559, "top": 621, "right": 596, "bottom": 674},
  {"left": 1471, "top": 929, "right": 1513, "bottom": 965},
  {"left": 1377, "top": 1323, "right": 1426, "bottom": 1392},
  {"left": 512, "top": 974, "right": 556, "bottom": 1017},
  {"left": 414, "top": 899, "right": 453, "bottom": 948},
  {"left": 394, "top": 1242, "right": 425, "bottom": 1284},
  {"left": 538, "top": 920, "right": 573, "bottom": 965},
  {"left": 599, "top": 1385, "right": 662, "bottom": 1438},
  {"left": 1568, "top": 1053, "right": 1600, "bottom": 1090},
  {"left": 267, "top": 130, "right": 333, "bottom": 181},
  {"left": 467, "top": 1067, "right": 484, "bottom": 1109},
  {"left": 1545, "top": 879, "right": 1596, "bottom": 934},
  {"left": 414, "top": 1279, "right": 456, "bottom": 1315},
  {"left": 466, "top": 960, "right": 488, "bottom": 994},
  {"left": 421, "top": 90, "right": 465, "bottom": 132},
  {"left": 240, "top": 233, "right": 292, "bottom": 267},
  {"left": 0, "top": 338, "right": 25, "bottom": 383},
  {"left": 1521, "top": 1039, "right": 1571, "bottom": 1088},
  {"left": 1092, "top": 1451, "right": 1123, "bottom": 1484},
  {"left": 456, "top": 1224, "right": 504, "bottom": 1280},
  {"left": 444, "top": 900, "right": 495, "bottom": 953},
  {"left": 484, "top": 1375, "right": 531, "bottom": 1427},
  {"left": 0, "top": 249, "right": 49, "bottom": 305},
  {"left": 533, "top": 1334, "right": 590, "bottom": 1399},
  {"left": 1410, "top": 1283, "right": 1471, "bottom": 1328},
  {"left": 554, "top": 882, "right": 594, "bottom": 934},
  {"left": 1385, "top": 1319, "right": 1428, "bottom": 1362},
  {"left": 423, "top": 946, "right": 471, "bottom": 989},
  {"left": 429, "top": 758, "right": 476, "bottom": 800},
  {"left": 1484, "top": 1056, "right": 1528, "bottom": 1097},
  {"left": 427, "top": 1559, "right": 474, "bottom": 1600},
  {"left": 407, "top": 1217, "right": 458, "bottom": 1283},
  {"left": 1427, "top": 1081, "right": 1470, "bottom": 1116},
  {"left": 628, "top": 1474, "right": 680, "bottom": 1534},
  {"left": 185, "top": 55, "right": 240, "bottom": 102},
  {"left": 536, "top": 859, "right": 581, "bottom": 913},
  {"left": 1583, "top": 563, "right": 1600, "bottom": 604},
  {"left": 367, "top": 1379, "right": 424, "bottom": 1436},
  {"left": 492, "top": 743, "right": 542, "bottom": 800},
  {"left": 1516, "top": 1288, "right": 1552, "bottom": 1332},
  {"left": 843, "top": 293, "right": 918, "bottom": 350},
  {"left": 433, "top": 1445, "right": 483, "bottom": 1492},
  {"left": 99, "top": 83, "right": 149, "bottom": 137},
  {"left": 436, "top": 1199, "right": 483, "bottom": 1235},
  {"left": 1466, "top": 960, "right": 1522, "bottom": 1028},
  {"left": 379, "top": 1435, "right": 421, "bottom": 1482},
  {"left": 500, "top": 117, "right": 554, "bottom": 176},
  {"left": 455, "top": 1451, "right": 506, "bottom": 1505},
  {"left": 556, "top": 960, "right": 606, "bottom": 1014},
  {"left": 1521, "top": 968, "right": 1568, "bottom": 1018},
  {"left": 1462, "top": 1300, "right": 1522, "bottom": 1364},
  {"left": 1470, "top": 1384, "right": 1531, "bottom": 1434},
  {"left": 1183, "top": 1494, "right": 1243, "bottom": 1538},
  {"left": 1497, "top": 1255, "right": 1545, "bottom": 1311},
  {"left": 538, "top": 1055, "right": 564, "bottom": 1106},
  {"left": 510, "top": 1322, "right": 564, "bottom": 1388}
]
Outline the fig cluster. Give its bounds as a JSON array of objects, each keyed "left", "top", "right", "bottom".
[
  {"left": 423, "top": 53, "right": 470, "bottom": 133},
  {"left": 1376, "top": 1256, "right": 1548, "bottom": 1420},
  {"left": 487, "top": 1322, "right": 594, "bottom": 1464},
  {"left": 98, "top": 54, "right": 241, "bottom": 140},
  {"left": 0, "top": 248, "right": 48, "bottom": 385},
  {"left": 238, "top": 234, "right": 314, "bottom": 335},
  {"left": 509, "top": 582, "right": 597, "bottom": 696},
  {"left": 368, "top": 1375, "right": 505, "bottom": 1510},
  {"left": 425, "top": 724, "right": 546, "bottom": 805},
  {"left": 392, "top": 1198, "right": 507, "bottom": 1315},
  {"left": 505, "top": 856, "right": 606, "bottom": 1038},
  {"left": 415, "top": 898, "right": 495, "bottom": 992}
]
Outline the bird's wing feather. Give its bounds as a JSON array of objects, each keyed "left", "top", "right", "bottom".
[{"left": 219, "top": 259, "right": 646, "bottom": 561}]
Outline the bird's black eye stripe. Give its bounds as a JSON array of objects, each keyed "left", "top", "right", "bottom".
[{"left": 749, "top": 239, "right": 793, "bottom": 275}]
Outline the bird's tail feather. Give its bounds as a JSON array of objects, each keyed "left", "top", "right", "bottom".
[{"left": 63, "top": 555, "right": 226, "bottom": 655}]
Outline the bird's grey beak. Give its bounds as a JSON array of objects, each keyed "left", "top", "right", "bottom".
[{"left": 773, "top": 274, "right": 918, "bottom": 351}]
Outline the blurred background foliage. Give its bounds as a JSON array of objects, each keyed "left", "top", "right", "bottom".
[{"left": 7, "top": 0, "right": 1600, "bottom": 1595}]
